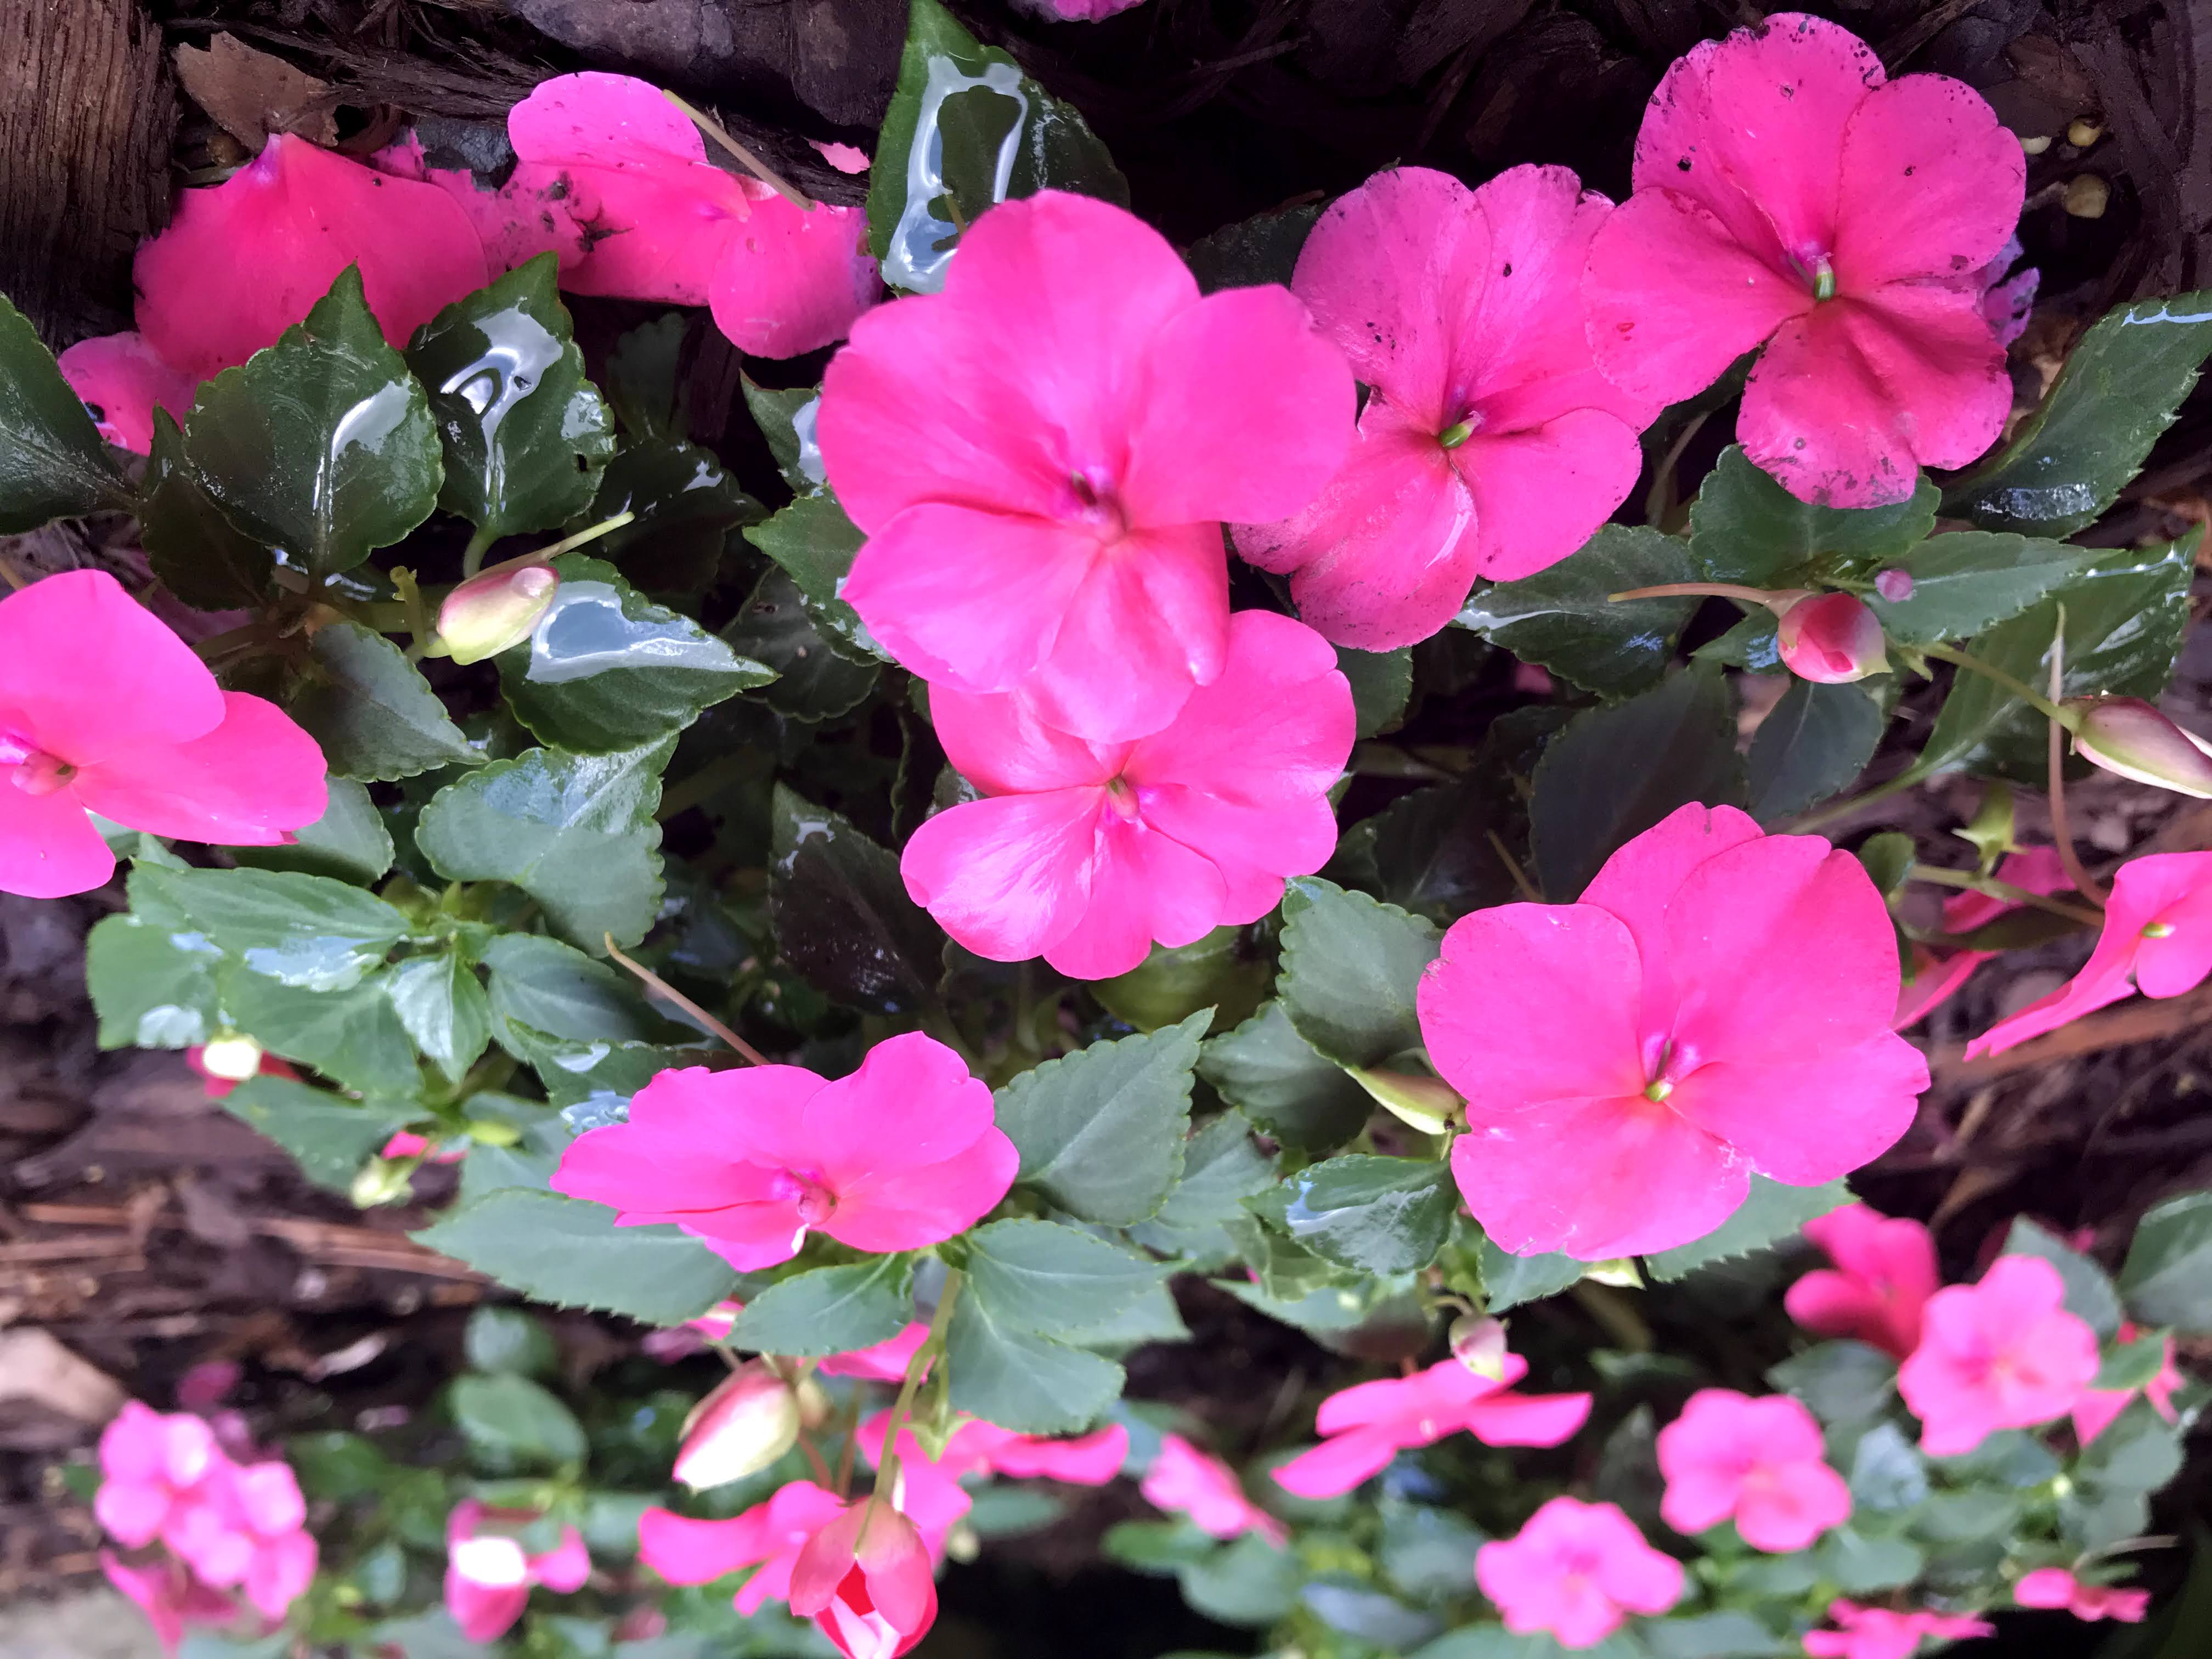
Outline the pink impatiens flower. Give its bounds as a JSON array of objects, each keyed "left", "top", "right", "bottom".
[
  {"left": 1802, "top": 1599, "right": 1994, "bottom": 1659},
  {"left": 1785, "top": 1203, "right": 1939, "bottom": 1359},
  {"left": 1475, "top": 1497, "right": 1684, "bottom": 1649},
  {"left": 2072, "top": 1322, "right": 2184, "bottom": 1446},
  {"left": 640, "top": 1481, "right": 848, "bottom": 1613},
  {"left": 1139, "top": 1434, "right": 1285, "bottom": 1545},
  {"left": 1967, "top": 851, "right": 2212, "bottom": 1058},
  {"left": 1272, "top": 1353, "right": 1591, "bottom": 1499},
  {"left": 1585, "top": 14, "right": 2025, "bottom": 506},
  {"left": 1893, "top": 848, "right": 2070, "bottom": 1029},
  {"left": 444, "top": 1500, "right": 590, "bottom": 1643},
  {"left": 1234, "top": 165, "right": 1656, "bottom": 650},
  {"left": 96, "top": 1403, "right": 221, "bottom": 1551},
  {"left": 0, "top": 571, "right": 328, "bottom": 898},
  {"left": 505, "top": 74, "right": 878, "bottom": 358},
  {"left": 901, "top": 609, "right": 1355, "bottom": 978},
  {"left": 99, "top": 1554, "right": 239, "bottom": 1657},
  {"left": 1897, "top": 1254, "right": 2100, "bottom": 1455},
  {"left": 1656, "top": 1389, "right": 1851, "bottom": 1551},
  {"left": 788, "top": 1496, "right": 940, "bottom": 1659},
  {"left": 819, "top": 190, "right": 1352, "bottom": 742},
  {"left": 2015, "top": 1567, "right": 2151, "bottom": 1623},
  {"left": 550, "top": 1032, "right": 1017, "bottom": 1271},
  {"left": 1774, "top": 594, "right": 1887, "bottom": 684},
  {"left": 1417, "top": 803, "right": 1927, "bottom": 1259}
]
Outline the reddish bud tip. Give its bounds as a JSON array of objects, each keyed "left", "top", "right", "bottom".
[
  {"left": 438, "top": 561, "right": 559, "bottom": 665},
  {"left": 673, "top": 1364, "right": 800, "bottom": 1491},
  {"left": 2068, "top": 696, "right": 2212, "bottom": 798},
  {"left": 1774, "top": 592, "right": 1887, "bottom": 684}
]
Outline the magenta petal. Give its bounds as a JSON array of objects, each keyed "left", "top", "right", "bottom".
[
  {"left": 806, "top": 1032, "right": 995, "bottom": 1176},
  {"left": 446, "top": 1575, "right": 530, "bottom": 1644},
  {"left": 828, "top": 1128, "right": 1020, "bottom": 1254},
  {"left": 550, "top": 1065, "right": 823, "bottom": 1221},
  {"left": 708, "top": 197, "right": 879, "bottom": 357},
  {"left": 0, "top": 570, "right": 225, "bottom": 760},
  {"left": 1832, "top": 75, "right": 2023, "bottom": 291},
  {"left": 1670, "top": 1037, "right": 1925, "bottom": 1186},
  {"left": 1454, "top": 409, "right": 1646, "bottom": 583},
  {"left": 1046, "top": 816, "right": 1229, "bottom": 980},
  {"left": 509, "top": 71, "right": 710, "bottom": 169},
  {"left": 0, "top": 786, "right": 110, "bottom": 901},
  {"left": 929, "top": 685, "right": 1122, "bottom": 797},
  {"left": 901, "top": 789, "right": 1103, "bottom": 964},
  {"left": 75, "top": 692, "right": 328, "bottom": 847},
  {"left": 1272, "top": 1429, "right": 1398, "bottom": 1499},
  {"left": 1127, "top": 610, "right": 1352, "bottom": 804},
  {"left": 1462, "top": 1391, "right": 1593, "bottom": 1448},
  {"left": 57, "top": 333, "right": 196, "bottom": 455}
]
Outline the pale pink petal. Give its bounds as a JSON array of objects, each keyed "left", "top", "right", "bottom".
[
  {"left": 1045, "top": 816, "right": 1229, "bottom": 980},
  {"left": 806, "top": 1032, "right": 996, "bottom": 1177},
  {"left": 928, "top": 684, "right": 1122, "bottom": 797},
  {"left": 243, "top": 1530, "right": 317, "bottom": 1621},
  {"left": 1669, "top": 1037, "right": 1925, "bottom": 1186},
  {"left": 1453, "top": 409, "right": 1646, "bottom": 584},
  {"left": 229, "top": 1463, "right": 305, "bottom": 1536},
  {"left": 95, "top": 1481, "right": 172, "bottom": 1549},
  {"left": 57, "top": 334, "right": 196, "bottom": 455},
  {"left": 707, "top": 198, "right": 879, "bottom": 358},
  {"left": 0, "top": 786, "right": 115, "bottom": 899},
  {"left": 827, "top": 1130, "right": 1019, "bottom": 1254},
  {"left": 901, "top": 790, "right": 1103, "bottom": 964},
  {"left": 74, "top": 692, "right": 328, "bottom": 847},
  {"left": 0, "top": 570, "right": 225, "bottom": 760},
  {"left": 1832, "top": 75, "right": 2024, "bottom": 290}
]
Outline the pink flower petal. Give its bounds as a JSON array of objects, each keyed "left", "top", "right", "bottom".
[
  {"left": 1045, "top": 815, "right": 1230, "bottom": 979},
  {"left": 806, "top": 1031, "right": 998, "bottom": 1176},
  {"left": 0, "top": 570, "right": 225, "bottom": 760},
  {"left": 371, "top": 138, "right": 585, "bottom": 276},
  {"left": 930, "top": 684, "right": 1122, "bottom": 797},
  {"left": 707, "top": 196, "right": 879, "bottom": 358},
  {"left": 57, "top": 334, "right": 196, "bottom": 455},
  {"left": 900, "top": 789, "right": 1104, "bottom": 964},
  {"left": 1272, "top": 1426, "right": 1400, "bottom": 1499},
  {"left": 1671, "top": 1041, "right": 1925, "bottom": 1185},
  {"left": 0, "top": 784, "right": 115, "bottom": 899},
  {"left": 1462, "top": 1391, "right": 1593, "bottom": 1448},
  {"left": 821, "top": 1144, "right": 1015, "bottom": 1256},
  {"left": 1832, "top": 75, "right": 2024, "bottom": 292},
  {"left": 74, "top": 692, "right": 328, "bottom": 847},
  {"left": 1455, "top": 409, "right": 1646, "bottom": 583}
]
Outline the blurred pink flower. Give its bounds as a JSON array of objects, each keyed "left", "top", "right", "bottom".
[
  {"left": 820, "top": 190, "right": 1351, "bottom": 742},
  {"left": 640, "top": 1481, "right": 846, "bottom": 1613},
  {"left": 788, "top": 1496, "right": 939, "bottom": 1659},
  {"left": 1139, "top": 1434, "right": 1285, "bottom": 1545},
  {"left": 2073, "top": 1322, "right": 2184, "bottom": 1446},
  {"left": 1236, "top": 165, "right": 1656, "bottom": 650},
  {"left": 1893, "top": 848, "right": 2070, "bottom": 1029},
  {"left": 1968, "top": 851, "right": 2212, "bottom": 1057},
  {"left": 1897, "top": 1254, "right": 2100, "bottom": 1455},
  {"left": 1418, "top": 803, "right": 1926, "bottom": 1259},
  {"left": 902, "top": 609, "right": 1355, "bottom": 978},
  {"left": 1272, "top": 1353, "right": 1590, "bottom": 1499},
  {"left": 1803, "top": 1599, "right": 1994, "bottom": 1658},
  {"left": 96, "top": 1403, "right": 221, "bottom": 1551},
  {"left": 0, "top": 571, "right": 328, "bottom": 898},
  {"left": 185, "top": 1048, "right": 299, "bottom": 1103},
  {"left": 444, "top": 1500, "right": 589, "bottom": 1643},
  {"left": 1656, "top": 1388, "right": 1850, "bottom": 1551},
  {"left": 1785, "top": 1203, "right": 1939, "bottom": 1359},
  {"left": 379, "top": 1130, "right": 464, "bottom": 1163},
  {"left": 1586, "top": 14, "right": 2023, "bottom": 506},
  {"left": 2016, "top": 1567, "right": 2150, "bottom": 1622},
  {"left": 552, "top": 1032, "right": 1017, "bottom": 1271},
  {"left": 100, "top": 1554, "right": 238, "bottom": 1657},
  {"left": 820, "top": 1322, "right": 931, "bottom": 1383},
  {"left": 1475, "top": 1496, "right": 1684, "bottom": 1649}
]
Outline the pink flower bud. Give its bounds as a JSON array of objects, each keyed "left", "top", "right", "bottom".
[
  {"left": 438, "top": 560, "right": 558, "bottom": 665},
  {"left": 673, "top": 1364, "right": 800, "bottom": 1491},
  {"left": 2067, "top": 696, "right": 2212, "bottom": 798},
  {"left": 1873, "top": 568, "right": 1914, "bottom": 603},
  {"left": 1774, "top": 593, "right": 1887, "bottom": 684},
  {"left": 788, "top": 1497, "right": 938, "bottom": 1659},
  {"left": 1448, "top": 1314, "right": 1510, "bottom": 1380}
]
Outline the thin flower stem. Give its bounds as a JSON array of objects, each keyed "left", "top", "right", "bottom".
[
  {"left": 1785, "top": 765, "right": 1929, "bottom": 836},
  {"left": 1607, "top": 582, "right": 1775, "bottom": 607},
  {"left": 1921, "top": 641, "right": 2073, "bottom": 726},
  {"left": 662, "top": 91, "right": 815, "bottom": 210},
  {"left": 873, "top": 1268, "right": 964, "bottom": 1505},
  {"left": 1905, "top": 864, "right": 2104, "bottom": 927},
  {"left": 460, "top": 524, "right": 499, "bottom": 579},
  {"left": 794, "top": 1429, "right": 837, "bottom": 1489},
  {"left": 1485, "top": 828, "right": 1542, "bottom": 902},
  {"left": 2043, "top": 611, "right": 2108, "bottom": 908},
  {"left": 532, "top": 509, "right": 637, "bottom": 562},
  {"left": 601, "top": 933, "right": 771, "bottom": 1065}
]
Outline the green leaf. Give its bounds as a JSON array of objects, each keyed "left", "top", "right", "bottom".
[
  {"left": 1918, "top": 531, "right": 2199, "bottom": 782},
  {"left": 605, "top": 313, "right": 699, "bottom": 444},
  {"left": 1186, "top": 204, "right": 1321, "bottom": 294},
  {"left": 1846, "top": 1421, "right": 1928, "bottom": 1513},
  {"left": 1198, "top": 1000, "right": 1373, "bottom": 1154},
  {"left": 946, "top": 1292, "right": 1125, "bottom": 1434},
  {"left": 221, "top": 968, "right": 422, "bottom": 1096},
  {"left": 183, "top": 267, "right": 441, "bottom": 577},
  {"left": 497, "top": 555, "right": 772, "bottom": 753},
  {"left": 2077, "top": 1397, "right": 2186, "bottom": 1494},
  {"left": 994, "top": 1013, "right": 1204, "bottom": 1225},
  {"left": 1689, "top": 446, "right": 1938, "bottom": 584},
  {"left": 85, "top": 910, "right": 221, "bottom": 1049},
  {"left": 741, "top": 491, "right": 875, "bottom": 655},
  {"left": 1765, "top": 1340, "right": 1895, "bottom": 1426},
  {"left": 726, "top": 1256, "right": 916, "bottom": 1357},
  {"left": 1063, "top": 1280, "right": 1190, "bottom": 1348},
  {"left": 463, "top": 1305, "right": 559, "bottom": 1379},
  {"left": 220, "top": 1074, "right": 413, "bottom": 1192},
  {"left": 1378, "top": 1504, "right": 1486, "bottom": 1603},
  {"left": 1746, "top": 679, "right": 1884, "bottom": 823},
  {"left": 1815, "top": 1527, "right": 1924, "bottom": 1593},
  {"left": 1865, "top": 531, "right": 2095, "bottom": 645},
  {"left": 2003, "top": 1216, "right": 2122, "bottom": 1338},
  {"left": 1641, "top": 1613, "right": 1786, "bottom": 1659},
  {"left": 585, "top": 437, "right": 761, "bottom": 595},
  {"left": 1943, "top": 289, "right": 2212, "bottom": 537},
  {"left": 1276, "top": 878, "right": 1441, "bottom": 1069},
  {"left": 413, "top": 1189, "right": 738, "bottom": 1323},
  {"left": 1128, "top": 1110, "right": 1278, "bottom": 1266},
  {"left": 1480, "top": 1237, "right": 1584, "bottom": 1312},
  {"left": 961, "top": 1218, "right": 1166, "bottom": 1333},
  {"left": 233, "top": 779, "right": 396, "bottom": 884},
  {"left": 2119, "top": 1190, "right": 2212, "bottom": 1333},
  {"left": 1531, "top": 667, "right": 1747, "bottom": 899},
  {"left": 1104, "top": 1518, "right": 1220, "bottom": 1573},
  {"left": 285, "top": 620, "right": 478, "bottom": 782},
  {"left": 2096, "top": 1329, "right": 2172, "bottom": 1391},
  {"left": 385, "top": 951, "right": 493, "bottom": 1084},
  {"left": 481, "top": 933, "right": 668, "bottom": 1043},
  {"left": 1248, "top": 1155, "right": 1455, "bottom": 1274},
  {"left": 415, "top": 737, "right": 675, "bottom": 953},
  {"left": 1092, "top": 927, "right": 1270, "bottom": 1036},
  {"left": 1178, "top": 1533, "right": 1301, "bottom": 1628},
  {"left": 1456, "top": 526, "right": 1699, "bottom": 699},
  {"left": 1351, "top": 772, "right": 1526, "bottom": 927},
  {"left": 741, "top": 375, "right": 825, "bottom": 494},
  {"left": 867, "top": 0, "right": 1127, "bottom": 292},
  {"left": 1337, "top": 644, "right": 1413, "bottom": 738},
  {"left": 0, "top": 291, "right": 130, "bottom": 530},
  {"left": 497, "top": 1026, "right": 704, "bottom": 1110},
  {"left": 408, "top": 256, "right": 613, "bottom": 537},
  {"left": 720, "top": 568, "right": 877, "bottom": 722},
  {"left": 142, "top": 411, "right": 273, "bottom": 610},
  {"left": 449, "top": 1372, "right": 587, "bottom": 1471},
  {"left": 1646, "top": 1177, "right": 1852, "bottom": 1280},
  {"left": 155, "top": 866, "right": 409, "bottom": 990},
  {"left": 767, "top": 783, "right": 945, "bottom": 1014}
]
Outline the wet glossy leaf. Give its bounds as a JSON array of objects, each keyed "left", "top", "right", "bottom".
[
  {"left": 1456, "top": 526, "right": 1698, "bottom": 699},
  {"left": 742, "top": 490, "right": 876, "bottom": 654},
  {"left": 1186, "top": 204, "right": 1322, "bottom": 294},
  {"left": 0, "top": 291, "right": 131, "bottom": 531},
  {"left": 1747, "top": 680, "right": 1886, "bottom": 823},
  {"left": 1919, "top": 531, "right": 2198, "bottom": 781},
  {"left": 1865, "top": 531, "right": 2094, "bottom": 646},
  {"left": 584, "top": 438, "right": 761, "bottom": 595},
  {"left": 221, "top": 1073, "right": 413, "bottom": 1192},
  {"left": 481, "top": 933, "right": 668, "bottom": 1044},
  {"left": 2002, "top": 1216, "right": 2122, "bottom": 1338},
  {"left": 408, "top": 255, "right": 615, "bottom": 538},
  {"left": 496, "top": 555, "right": 773, "bottom": 752},
  {"left": 233, "top": 779, "right": 396, "bottom": 885},
  {"left": 1531, "top": 667, "right": 1746, "bottom": 900},
  {"left": 868, "top": 0, "right": 1128, "bottom": 292},
  {"left": 415, "top": 737, "right": 675, "bottom": 953},
  {"left": 1689, "top": 446, "right": 1938, "bottom": 584},
  {"left": 414, "top": 1188, "right": 739, "bottom": 1323},
  {"left": 142, "top": 411, "right": 273, "bottom": 610},
  {"left": 498, "top": 1026, "right": 703, "bottom": 1111},
  {"left": 767, "top": 783, "right": 945, "bottom": 1014},
  {"left": 85, "top": 911, "right": 221, "bottom": 1050},
  {"left": 1646, "top": 1176, "right": 1851, "bottom": 1280},
  {"left": 1092, "top": 927, "right": 1270, "bottom": 1036},
  {"left": 741, "top": 375, "right": 826, "bottom": 494},
  {"left": 727, "top": 1256, "right": 916, "bottom": 1357},
  {"left": 2119, "top": 1190, "right": 2212, "bottom": 1333},
  {"left": 385, "top": 950, "right": 493, "bottom": 1084},
  {"left": 285, "top": 620, "right": 478, "bottom": 782},
  {"left": 994, "top": 1013, "right": 1204, "bottom": 1225},
  {"left": 1276, "top": 879, "right": 1440, "bottom": 1069},
  {"left": 221, "top": 968, "right": 422, "bottom": 1096},
  {"left": 450, "top": 1372, "right": 586, "bottom": 1471},
  {"left": 1248, "top": 1155, "right": 1455, "bottom": 1275},
  {"left": 1199, "top": 1001, "right": 1371, "bottom": 1156},
  {"left": 154, "top": 866, "right": 410, "bottom": 990},
  {"left": 721, "top": 568, "right": 877, "bottom": 721},
  {"left": 1944, "top": 289, "right": 2212, "bottom": 537},
  {"left": 184, "top": 267, "right": 441, "bottom": 578}
]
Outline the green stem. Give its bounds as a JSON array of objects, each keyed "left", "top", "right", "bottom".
[
  {"left": 1785, "top": 765, "right": 1929, "bottom": 836},
  {"left": 461, "top": 525, "right": 499, "bottom": 579},
  {"left": 1906, "top": 864, "right": 2104, "bottom": 927},
  {"left": 532, "top": 508, "right": 636, "bottom": 563},
  {"left": 873, "top": 1268, "right": 964, "bottom": 1502},
  {"left": 1921, "top": 642, "right": 2073, "bottom": 726}
]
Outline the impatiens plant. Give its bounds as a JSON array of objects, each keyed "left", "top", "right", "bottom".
[{"left": 10, "top": 3, "right": 2212, "bottom": 1655}]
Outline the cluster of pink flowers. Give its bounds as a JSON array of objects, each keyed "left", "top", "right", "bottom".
[
  {"left": 1802, "top": 1599, "right": 1994, "bottom": 1659},
  {"left": 1477, "top": 1497, "right": 1685, "bottom": 1648},
  {"left": 444, "top": 1499, "right": 591, "bottom": 1642},
  {"left": 95, "top": 1402, "right": 317, "bottom": 1654}
]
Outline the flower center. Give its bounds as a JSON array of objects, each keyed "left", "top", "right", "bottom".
[
  {"left": 2144, "top": 921, "right": 2177, "bottom": 938},
  {"left": 769, "top": 1169, "right": 838, "bottom": 1227},
  {"left": 1068, "top": 465, "right": 1130, "bottom": 538},
  {"left": 1438, "top": 412, "right": 1481, "bottom": 449},
  {"left": 1103, "top": 776, "right": 1142, "bottom": 821},
  {"left": 4, "top": 740, "right": 74, "bottom": 797}
]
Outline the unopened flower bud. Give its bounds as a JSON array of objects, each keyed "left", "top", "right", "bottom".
[
  {"left": 438, "top": 560, "right": 558, "bottom": 665},
  {"left": 1346, "top": 1067, "right": 1462, "bottom": 1136},
  {"left": 198, "top": 1033, "right": 264, "bottom": 1082},
  {"left": 1873, "top": 568, "right": 1914, "bottom": 603},
  {"left": 1581, "top": 1258, "right": 1644, "bottom": 1289},
  {"left": 795, "top": 1376, "right": 832, "bottom": 1431},
  {"left": 1448, "top": 1314, "right": 1510, "bottom": 1380},
  {"left": 674, "top": 1363, "right": 800, "bottom": 1490},
  {"left": 1774, "top": 592, "right": 1887, "bottom": 684},
  {"left": 350, "top": 1157, "right": 417, "bottom": 1209},
  {"left": 2067, "top": 696, "right": 2212, "bottom": 798}
]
